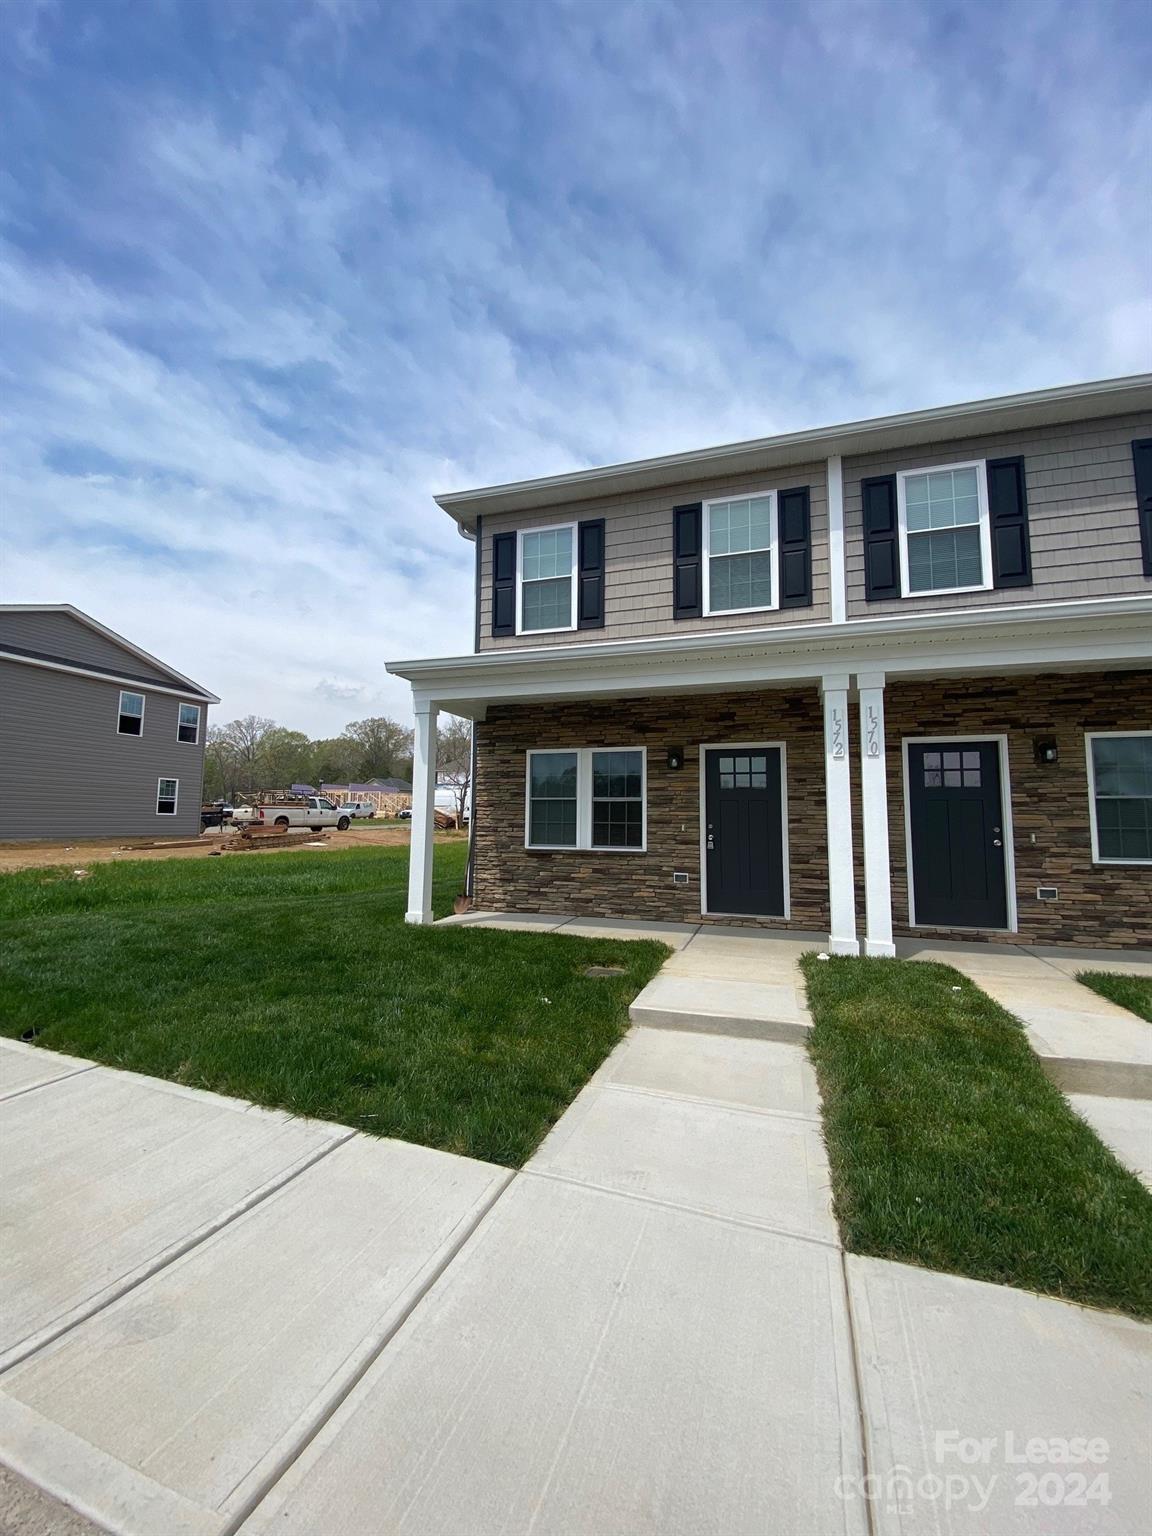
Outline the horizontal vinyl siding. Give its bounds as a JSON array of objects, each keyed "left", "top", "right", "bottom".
[
  {"left": 478, "top": 461, "right": 831, "bottom": 650},
  {"left": 0, "top": 611, "right": 177, "bottom": 682},
  {"left": 0, "top": 661, "right": 207, "bottom": 840},
  {"left": 844, "top": 411, "right": 1152, "bottom": 618}
]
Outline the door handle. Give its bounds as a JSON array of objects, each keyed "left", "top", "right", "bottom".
[{"left": 992, "top": 839, "right": 1002, "bottom": 847}]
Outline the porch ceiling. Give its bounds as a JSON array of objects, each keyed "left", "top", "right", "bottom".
[{"left": 386, "top": 596, "right": 1152, "bottom": 720}]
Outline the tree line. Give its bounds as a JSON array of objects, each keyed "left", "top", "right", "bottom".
[{"left": 203, "top": 713, "right": 472, "bottom": 808}]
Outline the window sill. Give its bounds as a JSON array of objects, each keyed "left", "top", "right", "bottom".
[
  {"left": 1091, "top": 857, "right": 1152, "bottom": 867},
  {"left": 525, "top": 845, "right": 648, "bottom": 855},
  {"left": 701, "top": 603, "right": 779, "bottom": 619},
  {"left": 903, "top": 582, "right": 993, "bottom": 598},
  {"left": 515, "top": 625, "right": 576, "bottom": 637}
]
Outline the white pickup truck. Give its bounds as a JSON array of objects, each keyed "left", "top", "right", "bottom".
[{"left": 232, "top": 796, "right": 352, "bottom": 832}]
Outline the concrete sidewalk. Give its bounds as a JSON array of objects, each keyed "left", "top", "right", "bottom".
[{"left": 3, "top": 951, "right": 1151, "bottom": 1536}]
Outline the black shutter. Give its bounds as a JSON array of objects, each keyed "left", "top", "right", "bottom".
[
  {"left": 491, "top": 531, "right": 516, "bottom": 636},
  {"left": 778, "top": 486, "right": 812, "bottom": 608},
  {"left": 673, "top": 503, "right": 703, "bottom": 618},
  {"left": 861, "top": 475, "right": 900, "bottom": 600},
  {"left": 986, "top": 456, "right": 1032, "bottom": 588},
  {"left": 1133, "top": 438, "right": 1152, "bottom": 577},
  {"left": 577, "top": 518, "right": 605, "bottom": 629}
]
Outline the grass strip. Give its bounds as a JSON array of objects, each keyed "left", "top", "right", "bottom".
[
  {"left": 802, "top": 954, "right": 1152, "bottom": 1319},
  {"left": 0, "top": 842, "right": 665, "bottom": 1167},
  {"left": 1078, "top": 971, "right": 1152, "bottom": 1023}
]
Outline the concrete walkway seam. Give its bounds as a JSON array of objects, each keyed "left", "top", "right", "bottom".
[{"left": 0, "top": 1126, "right": 358, "bottom": 1377}]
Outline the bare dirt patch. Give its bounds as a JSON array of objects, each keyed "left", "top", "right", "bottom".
[{"left": 0, "top": 825, "right": 466, "bottom": 874}]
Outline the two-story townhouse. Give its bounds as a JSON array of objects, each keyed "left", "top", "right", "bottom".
[
  {"left": 387, "top": 376, "right": 1152, "bottom": 951},
  {"left": 0, "top": 605, "right": 218, "bottom": 840}
]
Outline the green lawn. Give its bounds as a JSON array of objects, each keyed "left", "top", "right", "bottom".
[
  {"left": 802, "top": 955, "right": 1152, "bottom": 1319},
  {"left": 1078, "top": 971, "right": 1152, "bottom": 1023},
  {"left": 0, "top": 843, "right": 665, "bottom": 1166}
]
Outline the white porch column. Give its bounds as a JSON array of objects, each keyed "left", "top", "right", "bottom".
[
  {"left": 405, "top": 695, "right": 439, "bottom": 925},
  {"left": 821, "top": 673, "right": 858, "bottom": 955},
  {"left": 857, "top": 671, "right": 896, "bottom": 957}
]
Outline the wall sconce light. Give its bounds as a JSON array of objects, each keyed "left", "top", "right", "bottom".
[
  {"left": 1033, "top": 736, "right": 1058, "bottom": 766},
  {"left": 666, "top": 746, "right": 685, "bottom": 771}
]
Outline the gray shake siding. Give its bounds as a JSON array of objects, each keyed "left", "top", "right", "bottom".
[
  {"left": 0, "top": 612, "right": 212, "bottom": 841},
  {"left": 843, "top": 411, "right": 1152, "bottom": 618},
  {"left": 478, "top": 460, "right": 831, "bottom": 649},
  {"left": 474, "top": 411, "right": 1151, "bottom": 647}
]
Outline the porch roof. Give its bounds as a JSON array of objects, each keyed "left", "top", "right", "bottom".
[{"left": 386, "top": 595, "right": 1152, "bottom": 720}]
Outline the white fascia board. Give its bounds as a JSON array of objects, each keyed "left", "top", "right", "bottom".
[
  {"left": 398, "top": 603, "right": 1151, "bottom": 721},
  {"left": 434, "top": 375, "right": 1152, "bottom": 526}
]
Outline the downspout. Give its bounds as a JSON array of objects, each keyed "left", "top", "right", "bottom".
[{"left": 464, "top": 515, "right": 481, "bottom": 900}]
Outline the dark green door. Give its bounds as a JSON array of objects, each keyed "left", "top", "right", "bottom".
[
  {"left": 908, "top": 741, "right": 1008, "bottom": 929},
  {"left": 704, "top": 747, "right": 785, "bottom": 916}
]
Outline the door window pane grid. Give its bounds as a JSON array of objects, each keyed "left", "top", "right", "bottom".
[
  {"left": 922, "top": 748, "right": 981, "bottom": 788},
  {"left": 719, "top": 753, "right": 768, "bottom": 790},
  {"left": 1092, "top": 737, "right": 1152, "bottom": 860}
]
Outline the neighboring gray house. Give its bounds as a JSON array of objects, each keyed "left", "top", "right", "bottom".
[{"left": 0, "top": 605, "right": 219, "bottom": 841}]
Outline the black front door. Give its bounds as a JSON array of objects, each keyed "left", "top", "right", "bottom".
[
  {"left": 703, "top": 747, "right": 785, "bottom": 916},
  {"left": 907, "top": 740, "right": 1008, "bottom": 929}
]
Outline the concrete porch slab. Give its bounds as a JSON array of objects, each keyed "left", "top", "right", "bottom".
[
  {"left": 528, "top": 1082, "right": 836, "bottom": 1243},
  {"left": 0, "top": 1039, "right": 95, "bottom": 1102},
  {"left": 1025, "top": 945, "right": 1152, "bottom": 978},
  {"left": 0, "top": 1137, "right": 509, "bottom": 1536},
  {"left": 435, "top": 910, "right": 570, "bottom": 931},
  {"left": 1067, "top": 1093, "right": 1152, "bottom": 1189},
  {"left": 1019, "top": 1009, "right": 1152, "bottom": 1099},
  {"left": 663, "top": 930, "right": 818, "bottom": 982},
  {"left": 555, "top": 917, "right": 698, "bottom": 947},
  {"left": 847, "top": 1255, "right": 1152, "bottom": 1535},
  {"left": 602, "top": 1025, "right": 823, "bottom": 1118},
  {"left": 629, "top": 972, "right": 812, "bottom": 1041},
  {"left": 239, "top": 1175, "right": 866, "bottom": 1536},
  {"left": 0, "top": 1069, "right": 349, "bottom": 1372},
  {"left": 895, "top": 938, "right": 1055, "bottom": 978}
]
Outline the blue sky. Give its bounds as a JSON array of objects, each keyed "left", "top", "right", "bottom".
[{"left": 3, "top": 0, "right": 1149, "bottom": 732}]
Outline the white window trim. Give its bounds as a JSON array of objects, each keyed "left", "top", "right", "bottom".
[
  {"left": 117, "top": 689, "right": 146, "bottom": 736},
  {"left": 901, "top": 734, "right": 1017, "bottom": 932},
  {"left": 516, "top": 522, "right": 578, "bottom": 636},
  {"left": 177, "top": 702, "right": 201, "bottom": 744},
  {"left": 896, "top": 459, "right": 994, "bottom": 598},
  {"left": 702, "top": 490, "right": 779, "bottom": 617},
  {"left": 156, "top": 777, "right": 180, "bottom": 816},
  {"left": 1085, "top": 730, "right": 1152, "bottom": 866},
  {"left": 698, "top": 741, "right": 791, "bottom": 919},
  {"left": 524, "top": 747, "right": 647, "bottom": 852}
]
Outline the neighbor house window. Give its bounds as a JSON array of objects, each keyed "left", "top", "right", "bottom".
[
  {"left": 898, "top": 462, "right": 992, "bottom": 595},
  {"left": 704, "top": 492, "right": 777, "bottom": 614},
  {"left": 118, "top": 690, "right": 145, "bottom": 735},
  {"left": 1087, "top": 733, "right": 1152, "bottom": 863},
  {"left": 178, "top": 703, "right": 201, "bottom": 744},
  {"left": 526, "top": 748, "right": 646, "bottom": 850},
  {"left": 519, "top": 525, "right": 576, "bottom": 632},
  {"left": 156, "top": 778, "right": 179, "bottom": 816}
]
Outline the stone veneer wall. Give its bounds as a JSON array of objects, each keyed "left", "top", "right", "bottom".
[
  {"left": 472, "top": 669, "right": 1151, "bottom": 947},
  {"left": 880, "top": 670, "right": 1152, "bottom": 948},
  {"left": 472, "top": 690, "right": 829, "bottom": 931}
]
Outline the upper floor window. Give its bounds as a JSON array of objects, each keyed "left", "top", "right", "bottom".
[
  {"left": 156, "top": 778, "right": 179, "bottom": 815},
  {"left": 519, "top": 525, "right": 576, "bottom": 633},
  {"left": 897, "top": 462, "right": 992, "bottom": 595},
  {"left": 1087, "top": 733, "right": 1151, "bottom": 864},
  {"left": 704, "top": 493, "right": 777, "bottom": 614},
  {"left": 526, "top": 747, "right": 646, "bottom": 850},
  {"left": 178, "top": 703, "right": 201, "bottom": 744},
  {"left": 118, "top": 690, "right": 145, "bottom": 735}
]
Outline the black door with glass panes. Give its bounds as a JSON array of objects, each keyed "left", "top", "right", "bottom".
[
  {"left": 703, "top": 747, "right": 785, "bottom": 916},
  {"left": 907, "top": 741, "right": 1008, "bottom": 929}
]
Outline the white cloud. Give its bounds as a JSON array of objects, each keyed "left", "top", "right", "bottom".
[{"left": 1, "top": 0, "right": 1149, "bottom": 733}]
